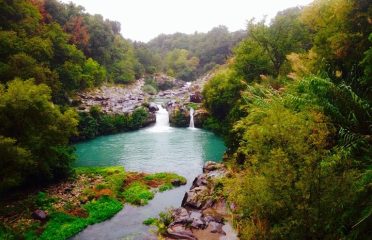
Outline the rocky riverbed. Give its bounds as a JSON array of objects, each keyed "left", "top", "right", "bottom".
[
  {"left": 73, "top": 73, "right": 215, "bottom": 129},
  {"left": 74, "top": 79, "right": 147, "bottom": 114}
]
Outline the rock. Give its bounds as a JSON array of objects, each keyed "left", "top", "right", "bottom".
[
  {"left": 148, "top": 102, "right": 159, "bottom": 112},
  {"left": 209, "top": 221, "right": 225, "bottom": 234},
  {"left": 182, "top": 186, "right": 209, "bottom": 209},
  {"left": 204, "top": 215, "right": 224, "bottom": 224},
  {"left": 191, "top": 218, "right": 206, "bottom": 229},
  {"left": 189, "top": 211, "right": 202, "bottom": 219},
  {"left": 171, "top": 179, "right": 185, "bottom": 186},
  {"left": 167, "top": 224, "right": 196, "bottom": 240},
  {"left": 194, "top": 109, "right": 210, "bottom": 128},
  {"left": 189, "top": 211, "right": 206, "bottom": 229},
  {"left": 203, "top": 161, "right": 225, "bottom": 173},
  {"left": 191, "top": 174, "right": 208, "bottom": 188},
  {"left": 171, "top": 207, "right": 190, "bottom": 225},
  {"left": 31, "top": 210, "right": 47, "bottom": 221},
  {"left": 190, "top": 91, "right": 202, "bottom": 103}
]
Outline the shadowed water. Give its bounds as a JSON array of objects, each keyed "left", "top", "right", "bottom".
[{"left": 72, "top": 105, "right": 226, "bottom": 240}]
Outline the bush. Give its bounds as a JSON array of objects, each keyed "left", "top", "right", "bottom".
[
  {"left": 76, "top": 107, "right": 149, "bottom": 140},
  {"left": 142, "top": 84, "right": 157, "bottom": 95}
]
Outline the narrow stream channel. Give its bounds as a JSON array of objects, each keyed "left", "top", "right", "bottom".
[{"left": 72, "top": 105, "right": 226, "bottom": 240}]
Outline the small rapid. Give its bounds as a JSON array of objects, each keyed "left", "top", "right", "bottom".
[
  {"left": 189, "top": 107, "right": 195, "bottom": 128},
  {"left": 146, "top": 104, "right": 172, "bottom": 133}
]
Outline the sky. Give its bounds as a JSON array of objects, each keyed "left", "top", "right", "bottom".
[{"left": 59, "top": 0, "right": 314, "bottom": 42}]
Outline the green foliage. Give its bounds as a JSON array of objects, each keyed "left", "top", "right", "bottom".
[
  {"left": 142, "top": 84, "right": 157, "bottom": 95},
  {"left": 159, "top": 183, "right": 173, "bottom": 192},
  {"left": 0, "top": 79, "right": 78, "bottom": 192},
  {"left": 35, "top": 192, "right": 55, "bottom": 210},
  {"left": 164, "top": 49, "right": 199, "bottom": 81},
  {"left": 123, "top": 182, "right": 154, "bottom": 205},
  {"left": 146, "top": 210, "right": 174, "bottom": 234},
  {"left": 144, "top": 172, "right": 186, "bottom": 183},
  {"left": 75, "top": 166, "right": 125, "bottom": 197},
  {"left": 301, "top": 0, "right": 372, "bottom": 95},
  {"left": 76, "top": 107, "right": 149, "bottom": 140},
  {"left": 38, "top": 196, "right": 122, "bottom": 240},
  {"left": 202, "top": 2, "right": 371, "bottom": 238},
  {"left": 143, "top": 217, "right": 157, "bottom": 226},
  {"left": 148, "top": 26, "right": 246, "bottom": 77},
  {"left": 202, "top": 68, "right": 245, "bottom": 123}
]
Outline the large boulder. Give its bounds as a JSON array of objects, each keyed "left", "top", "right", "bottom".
[
  {"left": 190, "top": 91, "right": 202, "bottom": 103},
  {"left": 148, "top": 102, "right": 159, "bottom": 112},
  {"left": 192, "top": 173, "right": 208, "bottom": 188},
  {"left": 182, "top": 186, "right": 209, "bottom": 209},
  {"left": 203, "top": 161, "right": 225, "bottom": 173},
  {"left": 209, "top": 221, "right": 225, "bottom": 234},
  {"left": 194, "top": 108, "right": 210, "bottom": 128},
  {"left": 171, "top": 207, "right": 191, "bottom": 225},
  {"left": 189, "top": 211, "right": 206, "bottom": 229},
  {"left": 31, "top": 210, "right": 47, "bottom": 221},
  {"left": 167, "top": 224, "right": 196, "bottom": 240}
]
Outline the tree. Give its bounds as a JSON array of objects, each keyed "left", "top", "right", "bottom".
[
  {"left": 234, "top": 7, "right": 311, "bottom": 82},
  {"left": 0, "top": 79, "right": 78, "bottom": 191}
]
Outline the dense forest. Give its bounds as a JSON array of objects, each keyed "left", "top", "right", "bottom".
[
  {"left": 0, "top": 0, "right": 371, "bottom": 239},
  {"left": 202, "top": 0, "right": 371, "bottom": 238}
]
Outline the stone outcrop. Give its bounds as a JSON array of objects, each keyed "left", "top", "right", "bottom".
[
  {"left": 148, "top": 102, "right": 159, "bottom": 112},
  {"left": 190, "top": 91, "right": 202, "bottom": 103},
  {"left": 31, "top": 210, "right": 47, "bottom": 221},
  {"left": 74, "top": 79, "right": 149, "bottom": 114},
  {"left": 165, "top": 162, "right": 238, "bottom": 240}
]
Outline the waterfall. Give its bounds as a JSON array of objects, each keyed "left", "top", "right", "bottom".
[
  {"left": 189, "top": 107, "right": 195, "bottom": 128},
  {"left": 147, "top": 104, "right": 171, "bottom": 132}
]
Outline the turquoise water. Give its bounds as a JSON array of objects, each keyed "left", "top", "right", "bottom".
[
  {"left": 72, "top": 106, "right": 226, "bottom": 239},
  {"left": 74, "top": 127, "right": 225, "bottom": 179}
]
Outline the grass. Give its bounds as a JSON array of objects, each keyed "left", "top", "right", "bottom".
[
  {"left": 122, "top": 182, "right": 154, "bottom": 205},
  {"left": 75, "top": 166, "right": 125, "bottom": 197},
  {"left": 142, "top": 210, "right": 174, "bottom": 235},
  {"left": 144, "top": 172, "right": 186, "bottom": 192},
  {"left": 26, "top": 196, "right": 123, "bottom": 240}
]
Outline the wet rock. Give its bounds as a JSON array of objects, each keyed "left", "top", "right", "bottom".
[
  {"left": 182, "top": 186, "right": 209, "bottom": 209},
  {"left": 204, "top": 215, "right": 224, "bottom": 224},
  {"left": 209, "top": 221, "right": 225, "bottom": 234},
  {"left": 167, "top": 224, "right": 196, "bottom": 240},
  {"left": 171, "top": 179, "right": 185, "bottom": 186},
  {"left": 203, "top": 161, "right": 225, "bottom": 173},
  {"left": 148, "top": 102, "right": 159, "bottom": 112},
  {"left": 189, "top": 211, "right": 206, "bottom": 229},
  {"left": 171, "top": 207, "right": 190, "bottom": 225},
  {"left": 191, "top": 218, "right": 206, "bottom": 229},
  {"left": 31, "top": 210, "right": 47, "bottom": 221},
  {"left": 191, "top": 174, "right": 208, "bottom": 188}
]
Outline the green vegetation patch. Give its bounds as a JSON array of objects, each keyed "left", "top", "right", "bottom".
[
  {"left": 144, "top": 172, "right": 186, "bottom": 192},
  {"left": 123, "top": 182, "right": 154, "bottom": 205},
  {"left": 75, "top": 166, "right": 125, "bottom": 197},
  {"left": 36, "top": 196, "right": 122, "bottom": 240}
]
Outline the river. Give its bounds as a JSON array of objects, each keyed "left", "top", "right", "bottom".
[{"left": 72, "top": 105, "right": 226, "bottom": 240}]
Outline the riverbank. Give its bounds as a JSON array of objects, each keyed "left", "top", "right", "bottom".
[
  {"left": 147, "top": 161, "right": 238, "bottom": 240},
  {"left": 0, "top": 167, "right": 186, "bottom": 239}
]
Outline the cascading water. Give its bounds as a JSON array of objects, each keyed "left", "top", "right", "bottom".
[
  {"left": 189, "top": 107, "right": 195, "bottom": 128},
  {"left": 147, "top": 104, "right": 171, "bottom": 132}
]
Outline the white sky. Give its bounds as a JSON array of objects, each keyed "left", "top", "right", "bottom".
[{"left": 59, "top": 0, "right": 314, "bottom": 42}]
